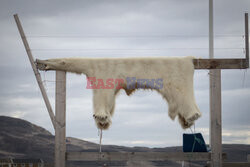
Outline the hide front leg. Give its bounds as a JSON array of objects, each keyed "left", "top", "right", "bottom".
[{"left": 36, "top": 59, "right": 67, "bottom": 71}]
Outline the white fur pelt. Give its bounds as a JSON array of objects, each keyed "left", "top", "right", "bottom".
[{"left": 37, "top": 56, "right": 201, "bottom": 130}]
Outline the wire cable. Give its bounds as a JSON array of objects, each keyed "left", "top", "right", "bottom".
[{"left": 26, "top": 34, "right": 245, "bottom": 38}]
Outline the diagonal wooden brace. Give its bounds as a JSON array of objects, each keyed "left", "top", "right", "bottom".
[{"left": 14, "top": 14, "right": 56, "bottom": 130}]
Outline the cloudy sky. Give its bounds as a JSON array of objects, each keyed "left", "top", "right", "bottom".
[{"left": 0, "top": 0, "right": 249, "bottom": 147}]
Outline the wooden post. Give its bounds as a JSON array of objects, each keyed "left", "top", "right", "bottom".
[
  {"left": 55, "top": 71, "right": 66, "bottom": 167},
  {"left": 209, "top": 69, "right": 222, "bottom": 167},
  {"left": 209, "top": 1, "right": 222, "bottom": 167},
  {"left": 245, "top": 13, "right": 249, "bottom": 68},
  {"left": 14, "top": 14, "right": 56, "bottom": 129}
]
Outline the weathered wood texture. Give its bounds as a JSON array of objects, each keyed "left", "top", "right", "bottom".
[
  {"left": 66, "top": 152, "right": 227, "bottom": 161},
  {"left": 222, "top": 162, "right": 250, "bottom": 167},
  {"left": 193, "top": 59, "right": 248, "bottom": 69},
  {"left": 245, "top": 13, "right": 249, "bottom": 68},
  {"left": 55, "top": 71, "right": 66, "bottom": 167},
  {"left": 14, "top": 14, "right": 56, "bottom": 129},
  {"left": 207, "top": 162, "right": 250, "bottom": 167},
  {"left": 209, "top": 69, "right": 222, "bottom": 167},
  {"left": 35, "top": 58, "right": 248, "bottom": 71}
]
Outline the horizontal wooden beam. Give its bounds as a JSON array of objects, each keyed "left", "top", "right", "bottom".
[
  {"left": 36, "top": 58, "right": 249, "bottom": 71},
  {"left": 193, "top": 59, "right": 248, "bottom": 69},
  {"left": 207, "top": 162, "right": 250, "bottom": 167},
  {"left": 66, "top": 152, "right": 227, "bottom": 161}
]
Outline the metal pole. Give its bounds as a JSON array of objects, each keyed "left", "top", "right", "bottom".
[
  {"left": 245, "top": 13, "right": 249, "bottom": 68},
  {"left": 209, "top": 0, "right": 214, "bottom": 59}
]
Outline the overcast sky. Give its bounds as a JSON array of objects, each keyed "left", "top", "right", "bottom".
[{"left": 0, "top": 0, "right": 249, "bottom": 148}]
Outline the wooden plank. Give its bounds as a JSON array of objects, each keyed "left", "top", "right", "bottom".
[
  {"left": 66, "top": 152, "right": 221, "bottom": 161},
  {"left": 35, "top": 58, "right": 248, "bottom": 71},
  {"left": 55, "top": 71, "right": 66, "bottom": 167},
  {"left": 222, "top": 162, "right": 250, "bottom": 167},
  {"left": 245, "top": 13, "right": 249, "bottom": 68},
  {"left": 193, "top": 59, "right": 247, "bottom": 69},
  {"left": 14, "top": 14, "right": 56, "bottom": 129},
  {"left": 209, "top": 69, "right": 222, "bottom": 167},
  {"left": 207, "top": 162, "right": 250, "bottom": 167}
]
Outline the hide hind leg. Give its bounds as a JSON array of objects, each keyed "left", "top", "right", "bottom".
[
  {"left": 159, "top": 87, "right": 201, "bottom": 129},
  {"left": 178, "top": 99, "right": 201, "bottom": 129}
]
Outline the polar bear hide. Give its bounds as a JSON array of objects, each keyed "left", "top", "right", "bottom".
[{"left": 36, "top": 56, "right": 201, "bottom": 130}]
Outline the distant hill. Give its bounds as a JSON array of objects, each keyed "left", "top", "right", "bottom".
[
  {"left": 0, "top": 116, "right": 249, "bottom": 167},
  {"left": 0, "top": 116, "right": 54, "bottom": 162}
]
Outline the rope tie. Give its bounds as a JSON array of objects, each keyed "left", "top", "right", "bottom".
[
  {"left": 43, "top": 71, "right": 47, "bottom": 90},
  {"left": 98, "top": 129, "right": 107, "bottom": 167},
  {"left": 98, "top": 129, "right": 103, "bottom": 153},
  {"left": 191, "top": 134, "right": 204, "bottom": 152},
  {"left": 189, "top": 123, "right": 205, "bottom": 152},
  {"left": 242, "top": 69, "right": 247, "bottom": 88}
]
